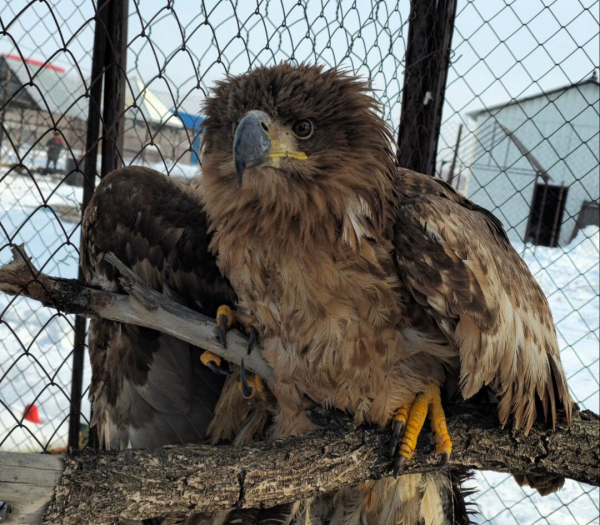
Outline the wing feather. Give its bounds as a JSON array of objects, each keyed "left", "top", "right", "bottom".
[
  {"left": 393, "top": 170, "right": 572, "bottom": 432},
  {"left": 82, "top": 167, "right": 237, "bottom": 449}
]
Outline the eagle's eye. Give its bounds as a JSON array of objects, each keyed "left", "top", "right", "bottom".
[{"left": 291, "top": 119, "right": 314, "bottom": 140}]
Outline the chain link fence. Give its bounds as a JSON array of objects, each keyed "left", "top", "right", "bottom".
[
  {"left": 437, "top": 2, "right": 599, "bottom": 523},
  {"left": 0, "top": 1, "right": 598, "bottom": 524}
]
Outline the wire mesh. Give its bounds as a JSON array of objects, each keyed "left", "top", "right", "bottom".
[
  {"left": 0, "top": 1, "right": 598, "bottom": 524},
  {"left": 0, "top": 0, "right": 97, "bottom": 454},
  {"left": 437, "top": 1, "right": 599, "bottom": 523}
]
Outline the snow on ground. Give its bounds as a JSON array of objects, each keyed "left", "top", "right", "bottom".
[
  {"left": 0, "top": 142, "right": 75, "bottom": 174},
  {"left": 0, "top": 170, "right": 87, "bottom": 452},
  {"left": 0, "top": 171, "right": 598, "bottom": 523}
]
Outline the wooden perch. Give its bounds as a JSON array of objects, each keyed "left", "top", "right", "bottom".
[
  {"left": 0, "top": 407, "right": 597, "bottom": 525},
  {"left": 0, "top": 245, "right": 599, "bottom": 525}
]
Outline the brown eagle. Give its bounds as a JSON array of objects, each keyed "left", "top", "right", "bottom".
[{"left": 82, "top": 63, "right": 572, "bottom": 524}]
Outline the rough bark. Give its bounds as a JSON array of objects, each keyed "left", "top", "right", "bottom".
[{"left": 40, "top": 407, "right": 599, "bottom": 525}]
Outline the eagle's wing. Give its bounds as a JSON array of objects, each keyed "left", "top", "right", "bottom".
[
  {"left": 393, "top": 169, "right": 572, "bottom": 432},
  {"left": 82, "top": 167, "right": 237, "bottom": 450}
]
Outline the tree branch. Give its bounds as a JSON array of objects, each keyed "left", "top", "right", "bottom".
[
  {"left": 0, "top": 245, "right": 598, "bottom": 525},
  {"left": 0, "top": 245, "right": 274, "bottom": 382},
  {"left": 4, "top": 407, "right": 597, "bottom": 525}
]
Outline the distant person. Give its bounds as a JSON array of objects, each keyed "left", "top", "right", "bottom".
[{"left": 45, "top": 131, "right": 64, "bottom": 173}]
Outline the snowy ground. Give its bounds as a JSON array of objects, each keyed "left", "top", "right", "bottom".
[
  {"left": 0, "top": 171, "right": 598, "bottom": 523},
  {"left": 0, "top": 170, "right": 85, "bottom": 453}
]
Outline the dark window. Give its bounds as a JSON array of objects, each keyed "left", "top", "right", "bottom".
[{"left": 525, "top": 184, "right": 568, "bottom": 247}]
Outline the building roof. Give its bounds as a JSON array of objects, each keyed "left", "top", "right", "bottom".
[
  {"left": 1, "top": 54, "right": 89, "bottom": 120},
  {"left": 497, "top": 123, "right": 550, "bottom": 183},
  {"left": 125, "top": 78, "right": 183, "bottom": 129},
  {"left": 467, "top": 73, "right": 599, "bottom": 119},
  {"left": 1, "top": 54, "right": 182, "bottom": 128}
]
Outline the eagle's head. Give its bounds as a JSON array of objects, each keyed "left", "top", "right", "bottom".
[{"left": 199, "top": 63, "right": 398, "bottom": 241}]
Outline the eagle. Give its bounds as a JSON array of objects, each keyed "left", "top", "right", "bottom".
[{"left": 81, "top": 63, "right": 572, "bottom": 525}]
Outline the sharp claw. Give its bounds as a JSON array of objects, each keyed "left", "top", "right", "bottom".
[
  {"left": 437, "top": 452, "right": 450, "bottom": 468},
  {"left": 393, "top": 455, "right": 407, "bottom": 479},
  {"left": 389, "top": 421, "right": 403, "bottom": 458},
  {"left": 218, "top": 313, "right": 229, "bottom": 348},
  {"left": 205, "top": 361, "right": 232, "bottom": 376},
  {"left": 240, "top": 359, "right": 253, "bottom": 399},
  {"left": 201, "top": 351, "right": 232, "bottom": 375},
  {"left": 246, "top": 326, "right": 258, "bottom": 355}
]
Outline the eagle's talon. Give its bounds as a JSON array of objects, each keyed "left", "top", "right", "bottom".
[
  {"left": 437, "top": 452, "right": 450, "bottom": 468},
  {"left": 390, "top": 385, "right": 451, "bottom": 475},
  {"left": 238, "top": 359, "right": 265, "bottom": 400},
  {"left": 246, "top": 326, "right": 258, "bottom": 355},
  {"left": 239, "top": 358, "right": 253, "bottom": 398},
  {"left": 218, "top": 315, "right": 229, "bottom": 348},
  {"left": 217, "top": 305, "right": 234, "bottom": 348},
  {"left": 389, "top": 419, "right": 403, "bottom": 458},
  {"left": 207, "top": 360, "right": 232, "bottom": 376},
  {"left": 390, "top": 396, "right": 415, "bottom": 459},
  {"left": 200, "top": 351, "right": 231, "bottom": 375},
  {"left": 393, "top": 455, "right": 407, "bottom": 478}
]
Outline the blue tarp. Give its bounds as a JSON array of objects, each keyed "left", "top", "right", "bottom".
[
  {"left": 177, "top": 111, "right": 204, "bottom": 130},
  {"left": 175, "top": 112, "right": 204, "bottom": 164}
]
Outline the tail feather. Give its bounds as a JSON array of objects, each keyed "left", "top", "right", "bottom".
[
  {"left": 445, "top": 470, "right": 478, "bottom": 525},
  {"left": 418, "top": 471, "right": 476, "bottom": 525},
  {"left": 420, "top": 474, "right": 452, "bottom": 525},
  {"left": 513, "top": 473, "right": 565, "bottom": 497},
  {"left": 316, "top": 471, "right": 477, "bottom": 525}
]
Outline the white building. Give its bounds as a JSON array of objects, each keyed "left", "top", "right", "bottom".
[{"left": 463, "top": 74, "right": 599, "bottom": 247}]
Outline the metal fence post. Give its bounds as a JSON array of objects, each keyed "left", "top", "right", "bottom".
[
  {"left": 67, "top": 0, "right": 126, "bottom": 450},
  {"left": 101, "top": 0, "right": 129, "bottom": 175},
  {"left": 397, "top": 0, "right": 457, "bottom": 175}
]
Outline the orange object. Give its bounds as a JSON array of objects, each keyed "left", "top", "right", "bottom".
[{"left": 23, "top": 403, "right": 41, "bottom": 424}]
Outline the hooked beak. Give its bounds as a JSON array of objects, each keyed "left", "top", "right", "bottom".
[
  {"left": 233, "top": 111, "right": 272, "bottom": 186},
  {"left": 233, "top": 110, "right": 307, "bottom": 185}
]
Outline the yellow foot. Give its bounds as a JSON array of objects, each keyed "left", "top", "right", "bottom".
[
  {"left": 216, "top": 305, "right": 235, "bottom": 348},
  {"left": 237, "top": 369, "right": 265, "bottom": 399},
  {"left": 389, "top": 384, "right": 452, "bottom": 477},
  {"left": 200, "top": 304, "right": 236, "bottom": 374},
  {"left": 216, "top": 305, "right": 259, "bottom": 357},
  {"left": 214, "top": 305, "right": 262, "bottom": 395},
  {"left": 200, "top": 351, "right": 231, "bottom": 375}
]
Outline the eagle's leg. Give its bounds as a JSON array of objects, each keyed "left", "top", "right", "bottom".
[
  {"left": 392, "top": 384, "right": 452, "bottom": 477},
  {"left": 389, "top": 394, "right": 416, "bottom": 457}
]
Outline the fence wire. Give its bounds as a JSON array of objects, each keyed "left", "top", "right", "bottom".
[
  {"left": 0, "top": 1, "right": 598, "bottom": 524},
  {"left": 437, "top": 1, "right": 599, "bottom": 523}
]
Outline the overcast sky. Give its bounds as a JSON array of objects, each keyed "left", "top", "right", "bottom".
[{"left": 1, "top": 0, "right": 598, "bottom": 146}]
